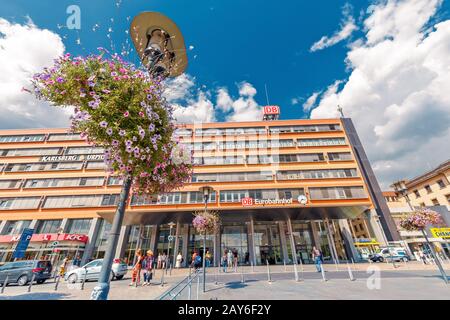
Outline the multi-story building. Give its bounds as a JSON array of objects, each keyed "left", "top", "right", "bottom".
[
  {"left": 0, "top": 118, "right": 398, "bottom": 266},
  {"left": 383, "top": 160, "right": 450, "bottom": 258}
]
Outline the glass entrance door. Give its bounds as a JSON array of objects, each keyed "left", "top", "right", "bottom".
[
  {"left": 254, "top": 223, "right": 283, "bottom": 265},
  {"left": 187, "top": 226, "right": 214, "bottom": 266},
  {"left": 221, "top": 224, "right": 249, "bottom": 264}
]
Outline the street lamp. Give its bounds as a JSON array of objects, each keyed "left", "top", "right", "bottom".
[
  {"left": 166, "top": 221, "right": 176, "bottom": 273},
  {"left": 90, "top": 12, "right": 188, "bottom": 301},
  {"left": 391, "top": 180, "right": 414, "bottom": 211},
  {"left": 199, "top": 186, "right": 214, "bottom": 293},
  {"left": 130, "top": 12, "right": 188, "bottom": 78}
]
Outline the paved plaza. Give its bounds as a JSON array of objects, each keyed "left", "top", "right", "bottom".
[{"left": 0, "top": 262, "right": 449, "bottom": 300}]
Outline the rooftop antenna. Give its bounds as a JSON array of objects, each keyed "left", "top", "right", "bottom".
[{"left": 337, "top": 105, "right": 345, "bottom": 118}]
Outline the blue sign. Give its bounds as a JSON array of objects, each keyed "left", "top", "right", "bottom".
[{"left": 12, "top": 228, "right": 34, "bottom": 259}]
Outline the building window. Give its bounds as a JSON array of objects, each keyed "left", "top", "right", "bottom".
[
  {"left": 66, "top": 219, "right": 92, "bottom": 234},
  {"left": 0, "top": 180, "right": 21, "bottom": 189},
  {"left": 0, "top": 135, "right": 46, "bottom": 143},
  {"left": 437, "top": 180, "right": 446, "bottom": 189},
  {"left": 328, "top": 152, "right": 352, "bottom": 161},
  {"left": 431, "top": 198, "right": 440, "bottom": 206},
  {"left": 0, "top": 197, "right": 41, "bottom": 210},
  {"left": 413, "top": 190, "right": 420, "bottom": 198},
  {"left": 309, "top": 187, "right": 367, "bottom": 200},
  {"left": 1, "top": 220, "right": 32, "bottom": 235},
  {"left": 424, "top": 185, "right": 432, "bottom": 194},
  {"left": 36, "top": 220, "right": 62, "bottom": 234}
]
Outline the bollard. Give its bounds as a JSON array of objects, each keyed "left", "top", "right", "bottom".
[
  {"left": 81, "top": 271, "right": 87, "bottom": 290},
  {"left": 283, "top": 260, "right": 287, "bottom": 272},
  {"left": 160, "top": 268, "right": 165, "bottom": 287},
  {"left": 266, "top": 260, "right": 272, "bottom": 283},
  {"left": 27, "top": 273, "right": 36, "bottom": 293},
  {"left": 351, "top": 258, "right": 356, "bottom": 272},
  {"left": 334, "top": 259, "right": 339, "bottom": 272},
  {"left": 189, "top": 266, "right": 192, "bottom": 279},
  {"left": 293, "top": 263, "right": 299, "bottom": 282},
  {"left": 321, "top": 265, "right": 327, "bottom": 282},
  {"left": 196, "top": 275, "right": 200, "bottom": 300},
  {"left": 215, "top": 266, "right": 219, "bottom": 285},
  {"left": 346, "top": 262, "right": 355, "bottom": 281},
  {"left": 299, "top": 259, "right": 304, "bottom": 281},
  {"left": 1, "top": 275, "right": 9, "bottom": 294},
  {"left": 54, "top": 275, "right": 61, "bottom": 291},
  {"left": 241, "top": 264, "right": 245, "bottom": 284},
  {"left": 251, "top": 261, "right": 254, "bottom": 273}
]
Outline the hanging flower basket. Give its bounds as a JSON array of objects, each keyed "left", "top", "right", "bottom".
[
  {"left": 192, "top": 210, "right": 220, "bottom": 234},
  {"left": 400, "top": 208, "right": 443, "bottom": 231},
  {"left": 28, "top": 50, "right": 192, "bottom": 195}
]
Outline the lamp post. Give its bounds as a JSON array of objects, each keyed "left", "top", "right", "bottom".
[
  {"left": 166, "top": 222, "right": 176, "bottom": 273},
  {"left": 391, "top": 180, "right": 415, "bottom": 211},
  {"left": 90, "top": 12, "right": 188, "bottom": 300},
  {"left": 199, "top": 186, "right": 214, "bottom": 293}
]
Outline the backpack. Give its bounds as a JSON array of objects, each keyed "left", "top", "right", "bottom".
[{"left": 195, "top": 255, "right": 202, "bottom": 265}]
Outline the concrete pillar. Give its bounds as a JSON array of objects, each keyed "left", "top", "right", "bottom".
[
  {"left": 181, "top": 224, "right": 189, "bottom": 267},
  {"left": 338, "top": 219, "right": 360, "bottom": 262},
  {"left": 149, "top": 225, "right": 158, "bottom": 254},
  {"left": 172, "top": 222, "right": 181, "bottom": 267},
  {"left": 248, "top": 219, "right": 257, "bottom": 266},
  {"left": 59, "top": 218, "right": 69, "bottom": 233},
  {"left": 29, "top": 220, "right": 39, "bottom": 231},
  {"left": 278, "top": 221, "right": 289, "bottom": 264},
  {"left": 325, "top": 219, "right": 339, "bottom": 262},
  {"left": 81, "top": 218, "right": 101, "bottom": 265},
  {"left": 366, "top": 209, "right": 388, "bottom": 246},
  {"left": 0, "top": 220, "right": 8, "bottom": 235},
  {"left": 310, "top": 221, "right": 321, "bottom": 248},
  {"left": 287, "top": 218, "right": 298, "bottom": 264},
  {"left": 115, "top": 225, "right": 131, "bottom": 260}
]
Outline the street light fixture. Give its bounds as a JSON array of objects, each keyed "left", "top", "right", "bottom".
[
  {"left": 166, "top": 221, "right": 176, "bottom": 273},
  {"left": 130, "top": 12, "right": 188, "bottom": 78},
  {"left": 91, "top": 12, "right": 188, "bottom": 301},
  {"left": 391, "top": 180, "right": 414, "bottom": 211},
  {"left": 199, "top": 186, "right": 214, "bottom": 293}
]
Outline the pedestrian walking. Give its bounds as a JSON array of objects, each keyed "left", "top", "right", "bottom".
[
  {"left": 205, "top": 250, "right": 212, "bottom": 268},
  {"left": 72, "top": 254, "right": 81, "bottom": 267},
  {"left": 194, "top": 252, "right": 202, "bottom": 270},
  {"left": 59, "top": 256, "right": 69, "bottom": 278},
  {"left": 176, "top": 252, "right": 183, "bottom": 268},
  {"left": 312, "top": 246, "right": 323, "bottom": 272},
  {"left": 130, "top": 249, "right": 144, "bottom": 286},
  {"left": 142, "top": 250, "right": 154, "bottom": 286},
  {"left": 221, "top": 251, "right": 228, "bottom": 273},
  {"left": 191, "top": 251, "right": 198, "bottom": 268},
  {"left": 157, "top": 253, "right": 162, "bottom": 269},
  {"left": 232, "top": 248, "right": 239, "bottom": 272},
  {"left": 227, "top": 249, "right": 233, "bottom": 269}
]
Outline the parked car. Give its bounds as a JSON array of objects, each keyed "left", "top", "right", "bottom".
[
  {"left": 64, "top": 259, "right": 128, "bottom": 283},
  {"left": 0, "top": 260, "right": 53, "bottom": 286},
  {"left": 369, "top": 248, "right": 410, "bottom": 262}
]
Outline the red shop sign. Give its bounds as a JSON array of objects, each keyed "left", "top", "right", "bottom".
[{"left": 241, "top": 197, "right": 254, "bottom": 207}]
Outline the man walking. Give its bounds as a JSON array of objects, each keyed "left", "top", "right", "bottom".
[{"left": 312, "top": 246, "right": 323, "bottom": 272}]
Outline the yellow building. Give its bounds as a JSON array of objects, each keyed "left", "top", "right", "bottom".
[
  {"left": 383, "top": 160, "right": 450, "bottom": 258},
  {"left": 0, "top": 118, "right": 398, "bottom": 266}
]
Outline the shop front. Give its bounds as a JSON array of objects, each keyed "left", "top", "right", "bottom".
[{"left": 0, "top": 233, "right": 89, "bottom": 265}]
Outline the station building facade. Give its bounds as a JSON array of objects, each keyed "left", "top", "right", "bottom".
[{"left": 0, "top": 118, "right": 399, "bottom": 266}]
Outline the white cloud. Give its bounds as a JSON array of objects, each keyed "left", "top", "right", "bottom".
[
  {"left": 164, "top": 74, "right": 216, "bottom": 123},
  {"left": 0, "top": 18, "right": 70, "bottom": 129},
  {"left": 310, "top": 3, "right": 358, "bottom": 52},
  {"left": 302, "top": 91, "right": 321, "bottom": 112},
  {"left": 216, "top": 82, "right": 262, "bottom": 122},
  {"left": 309, "top": 0, "right": 450, "bottom": 188}
]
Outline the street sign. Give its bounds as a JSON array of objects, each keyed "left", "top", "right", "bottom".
[
  {"left": 51, "top": 241, "right": 60, "bottom": 247},
  {"left": 12, "top": 228, "right": 34, "bottom": 259},
  {"left": 431, "top": 228, "right": 450, "bottom": 239},
  {"left": 168, "top": 235, "right": 174, "bottom": 241}
]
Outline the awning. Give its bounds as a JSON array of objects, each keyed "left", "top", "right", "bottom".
[{"left": 97, "top": 205, "right": 370, "bottom": 226}]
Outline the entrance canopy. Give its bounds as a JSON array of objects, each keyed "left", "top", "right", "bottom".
[{"left": 98, "top": 205, "right": 369, "bottom": 226}]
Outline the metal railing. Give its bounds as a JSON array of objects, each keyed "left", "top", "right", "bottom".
[{"left": 156, "top": 269, "right": 202, "bottom": 300}]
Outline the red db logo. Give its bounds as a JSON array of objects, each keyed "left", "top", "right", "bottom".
[{"left": 241, "top": 197, "right": 254, "bottom": 207}]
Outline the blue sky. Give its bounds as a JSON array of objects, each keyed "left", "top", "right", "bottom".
[
  {"left": 1, "top": 0, "right": 450, "bottom": 186},
  {"left": 0, "top": 0, "right": 373, "bottom": 120}
]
